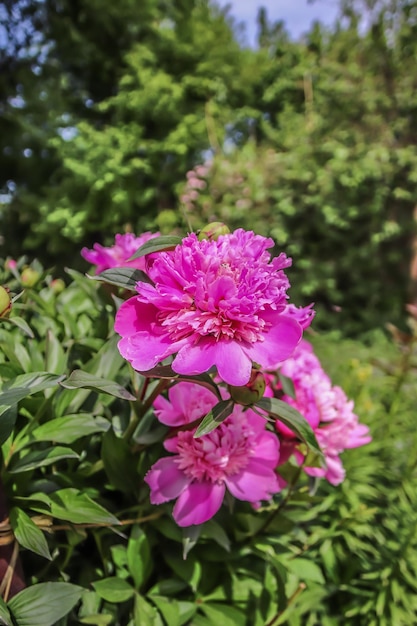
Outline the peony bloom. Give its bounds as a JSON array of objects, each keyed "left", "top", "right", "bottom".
[
  {"left": 145, "top": 383, "right": 283, "bottom": 526},
  {"left": 115, "top": 229, "right": 303, "bottom": 386},
  {"left": 81, "top": 232, "right": 159, "bottom": 274},
  {"left": 269, "top": 340, "right": 371, "bottom": 485}
]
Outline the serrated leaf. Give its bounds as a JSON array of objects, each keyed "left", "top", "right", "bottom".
[
  {"left": 88, "top": 267, "right": 152, "bottom": 290},
  {"left": 256, "top": 397, "right": 323, "bottom": 460},
  {"left": 8, "top": 582, "right": 83, "bottom": 626},
  {"left": 60, "top": 370, "right": 136, "bottom": 400},
  {"left": 128, "top": 235, "right": 182, "bottom": 260},
  {"left": 194, "top": 400, "right": 234, "bottom": 438},
  {"left": 8, "top": 446, "right": 79, "bottom": 473},
  {"left": 92, "top": 578, "right": 134, "bottom": 603},
  {"left": 9, "top": 507, "right": 51, "bottom": 560}
]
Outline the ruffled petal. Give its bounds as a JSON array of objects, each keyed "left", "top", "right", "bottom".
[
  {"left": 145, "top": 457, "right": 190, "bottom": 504},
  {"left": 225, "top": 459, "right": 281, "bottom": 502},
  {"left": 244, "top": 316, "right": 302, "bottom": 368},
  {"left": 173, "top": 481, "right": 225, "bottom": 527}
]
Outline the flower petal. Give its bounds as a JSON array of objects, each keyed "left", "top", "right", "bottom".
[
  {"left": 172, "top": 339, "right": 217, "bottom": 376},
  {"left": 225, "top": 459, "right": 281, "bottom": 502},
  {"left": 244, "top": 316, "right": 302, "bottom": 368},
  {"left": 145, "top": 457, "right": 190, "bottom": 504},
  {"left": 173, "top": 481, "right": 225, "bottom": 527},
  {"left": 213, "top": 340, "right": 252, "bottom": 386}
]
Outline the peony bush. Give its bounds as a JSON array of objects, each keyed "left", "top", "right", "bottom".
[{"left": 0, "top": 226, "right": 374, "bottom": 625}]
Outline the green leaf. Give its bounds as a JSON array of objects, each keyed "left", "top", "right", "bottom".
[
  {"left": 101, "top": 429, "right": 138, "bottom": 494},
  {"left": 60, "top": 370, "right": 136, "bottom": 400},
  {"left": 286, "top": 558, "right": 325, "bottom": 584},
  {"left": 92, "top": 578, "right": 135, "bottom": 603},
  {"left": 134, "top": 594, "right": 162, "bottom": 626},
  {"left": 128, "top": 235, "right": 182, "bottom": 260},
  {"left": 9, "top": 507, "right": 51, "bottom": 560},
  {"left": 278, "top": 372, "right": 296, "bottom": 398},
  {"left": 0, "top": 405, "right": 17, "bottom": 446},
  {"left": 29, "top": 489, "right": 119, "bottom": 525},
  {"left": 45, "top": 329, "right": 66, "bottom": 374},
  {"left": 182, "top": 525, "right": 201, "bottom": 560},
  {"left": 256, "top": 397, "right": 323, "bottom": 460},
  {"left": 88, "top": 267, "right": 152, "bottom": 290},
  {"left": 27, "top": 414, "right": 109, "bottom": 446},
  {"left": 0, "top": 372, "right": 65, "bottom": 415},
  {"left": 194, "top": 400, "right": 234, "bottom": 438},
  {"left": 140, "top": 366, "right": 221, "bottom": 400},
  {"left": 0, "top": 596, "right": 12, "bottom": 626},
  {"left": 2, "top": 316, "right": 34, "bottom": 338},
  {"left": 8, "top": 582, "right": 83, "bottom": 626},
  {"left": 150, "top": 596, "right": 181, "bottom": 626},
  {"left": 201, "top": 519, "right": 230, "bottom": 552},
  {"left": 201, "top": 603, "right": 246, "bottom": 626},
  {"left": 8, "top": 446, "right": 79, "bottom": 473},
  {"left": 127, "top": 526, "right": 152, "bottom": 589}
]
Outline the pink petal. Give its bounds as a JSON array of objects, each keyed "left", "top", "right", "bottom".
[
  {"left": 251, "top": 432, "right": 280, "bottom": 467},
  {"left": 173, "top": 481, "right": 225, "bottom": 527},
  {"left": 118, "top": 332, "right": 185, "bottom": 372},
  {"left": 114, "top": 298, "right": 157, "bottom": 336},
  {"left": 145, "top": 457, "right": 190, "bottom": 504},
  {"left": 153, "top": 394, "right": 182, "bottom": 427},
  {"left": 172, "top": 339, "right": 217, "bottom": 376},
  {"left": 244, "top": 316, "right": 302, "bottom": 368},
  {"left": 213, "top": 340, "right": 252, "bottom": 386},
  {"left": 225, "top": 459, "right": 281, "bottom": 502}
]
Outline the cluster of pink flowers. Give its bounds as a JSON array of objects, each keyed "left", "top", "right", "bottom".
[
  {"left": 85, "top": 227, "right": 371, "bottom": 527},
  {"left": 115, "top": 228, "right": 303, "bottom": 386},
  {"left": 270, "top": 340, "right": 372, "bottom": 485},
  {"left": 180, "top": 163, "right": 211, "bottom": 213},
  {"left": 81, "top": 232, "right": 159, "bottom": 274},
  {"left": 146, "top": 382, "right": 283, "bottom": 526}
]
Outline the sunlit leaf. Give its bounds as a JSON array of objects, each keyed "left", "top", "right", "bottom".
[
  {"left": 60, "top": 370, "right": 136, "bottom": 400},
  {"left": 194, "top": 400, "right": 234, "bottom": 438},
  {"left": 128, "top": 235, "right": 182, "bottom": 260}
]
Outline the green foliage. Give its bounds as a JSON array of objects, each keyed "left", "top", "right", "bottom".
[{"left": 0, "top": 252, "right": 416, "bottom": 623}]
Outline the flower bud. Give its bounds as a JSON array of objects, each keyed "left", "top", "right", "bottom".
[
  {"left": 50, "top": 278, "right": 65, "bottom": 295},
  {"left": 5, "top": 259, "right": 17, "bottom": 272},
  {"left": 198, "top": 222, "right": 230, "bottom": 241},
  {"left": 228, "top": 370, "right": 266, "bottom": 406},
  {"left": 21, "top": 267, "right": 40, "bottom": 287},
  {"left": 0, "top": 286, "right": 12, "bottom": 318}
]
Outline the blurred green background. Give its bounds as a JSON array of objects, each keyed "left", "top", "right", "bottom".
[{"left": 2, "top": 0, "right": 417, "bottom": 334}]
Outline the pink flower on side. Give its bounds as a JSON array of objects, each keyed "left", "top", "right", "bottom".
[
  {"left": 115, "top": 229, "right": 303, "bottom": 386},
  {"left": 145, "top": 383, "right": 282, "bottom": 526},
  {"left": 269, "top": 340, "right": 371, "bottom": 485},
  {"left": 81, "top": 232, "right": 159, "bottom": 274},
  {"left": 153, "top": 382, "right": 218, "bottom": 427}
]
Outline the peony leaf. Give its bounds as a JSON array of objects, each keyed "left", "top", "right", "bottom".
[
  {"left": 140, "top": 365, "right": 221, "bottom": 399},
  {"left": 194, "top": 400, "right": 234, "bottom": 438},
  {"left": 60, "top": 370, "right": 136, "bottom": 400},
  {"left": 128, "top": 235, "right": 182, "bottom": 260},
  {"left": 256, "top": 397, "right": 324, "bottom": 461},
  {"left": 8, "top": 582, "right": 83, "bottom": 626},
  {"left": 87, "top": 267, "right": 152, "bottom": 290}
]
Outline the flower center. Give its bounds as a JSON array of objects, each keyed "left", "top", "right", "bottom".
[{"left": 174, "top": 415, "right": 256, "bottom": 483}]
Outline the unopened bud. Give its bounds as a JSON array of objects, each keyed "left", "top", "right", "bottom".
[
  {"left": 198, "top": 222, "right": 230, "bottom": 241},
  {"left": 0, "top": 286, "right": 12, "bottom": 318},
  {"left": 229, "top": 370, "right": 266, "bottom": 406},
  {"left": 5, "top": 259, "right": 17, "bottom": 272},
  {"left": 50, "top": 278, "right": 65, "bottom": 295},
  {"left": 21, "top": 267, "right": 40, "bottom": 287}
]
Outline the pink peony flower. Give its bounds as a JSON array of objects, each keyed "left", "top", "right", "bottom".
[
  {"left": 81, "top": 232, "right": 159, "bottom": 274},
  {"left": 153, "top": 382, "right": 218, "bottom": 427},
  {"left": 145, "top": 383, "right": 283, "bottom": 526},
  {"left": 115, "top": 229, "right": 303, "bottom": 386},
  {"left": 268, "top": 340, "right": 371, "bottom": 485}
]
